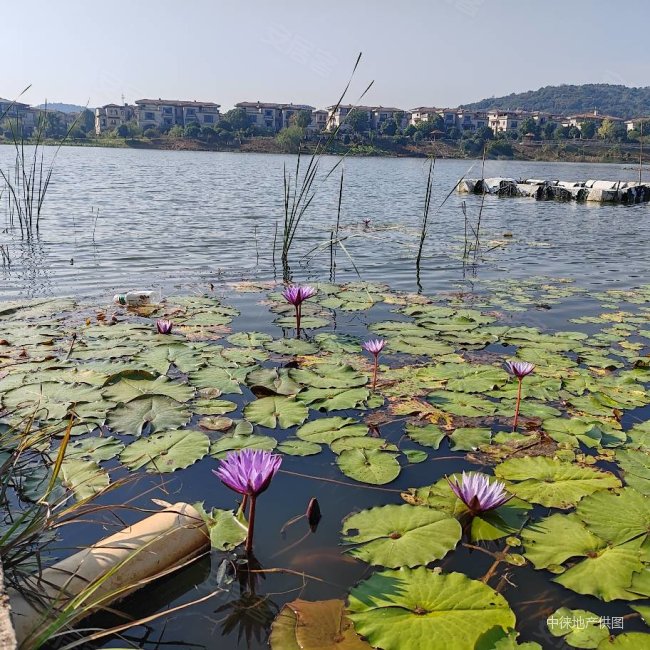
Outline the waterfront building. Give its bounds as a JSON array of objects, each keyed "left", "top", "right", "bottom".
[
  {"left": 94, "top": 104, "right": 136, "bottom": 135},
  {"left": 135, "top": 99, "right": 220, "bottom": 131}
]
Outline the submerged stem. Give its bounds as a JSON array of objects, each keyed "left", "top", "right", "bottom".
[
  {"left": 513, "top": 379, "right": 523, "bottom": 432},
  {"left": 245, "top": 495, "right": 257, "bottom": 554},
  {"left": 372, "top": 355, "right": 379, "bottom": 390}
]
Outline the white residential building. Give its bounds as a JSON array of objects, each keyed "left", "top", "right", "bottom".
[{"left": 135, "top": 99, "right": 220, "bottom": 130}]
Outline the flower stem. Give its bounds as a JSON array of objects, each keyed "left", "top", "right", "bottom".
[
  {"left": 245, "top": 495, "right": 257, "bottom": 554},
  {"left": 295, "top": 305, "right": 301, "bottom": 339},
  {"left": 372, "top": 355, "right": 379, "bottom": 390},
  {"left": 513, "top": 378, "right": 523, "bottom": 432}
]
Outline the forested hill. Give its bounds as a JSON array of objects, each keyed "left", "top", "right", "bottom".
[{"left": 461, "top": 84, "right": 650, "bottom": 118}]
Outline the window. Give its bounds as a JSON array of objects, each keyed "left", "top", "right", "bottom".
[
  {"left": 145, "top": 112, "right": 155, "bottom": 120},
  {"left": 186, "top": 108, "right": 195, "bottom": 116},
  {"left": 511, "top": 121, "right": 518, "bottom": 128},
  {"left": 204, "top": 114, "right": 213, "bottom": 124},
  {"left": 163, "top": 107, "right": 172, "bottom": 115},
  {"left": 265, "top": 110, "right": 273, "bottom": 117}
]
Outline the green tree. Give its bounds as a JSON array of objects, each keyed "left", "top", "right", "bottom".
[
  {"left": 184, "top": 122, "right": 201, "bottom": 138},
  {"left": 276, "top": 125, "right": 303, "bottom": 153},
  {"left": 579, "top": 120, "right": 597, "bottom": 139},
  {"left": 79, "top": 109, "right": 94, "bottom": 133},
  {"left": 291, "top": 109, "right": 312, "bottom": 129},
  {"left": 568, "top": 126, "right": 581, "bottom": 139},
  {"left": 542, "top": 121, "right": 557, "bottom": 140},
  {"left": 113, "top": 124, "right": 129, "bottom": 137},
  {"left": 143, "top": 127, "right": 160, "bottom": 138},
  {"left": 222, "top": 108, "right": 251, "bottom": 132},
  {"left": 379, "top": 119, "right": 398, "bottom": 136},
  {"left": 345, "top": 109, "right": 370, "bottom": 134},
  {"left": 168, "top": 125, "right": 184, "bottom": 138},
  {"left": 597, "top": 119, "right": 626, "bottom": 141},
  {"left": 518, "top": 117, "right": 539, "bottom": 138},
  {"left": 554, "top": 124, "right": 569, "bottom": 139}
]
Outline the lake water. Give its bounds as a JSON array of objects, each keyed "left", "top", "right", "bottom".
[
  {"left": 1, "top": 145, "right": 649, "bottom": 301},
  {"left": 1, "top": 146, "right": 649, "bottom": 649}
]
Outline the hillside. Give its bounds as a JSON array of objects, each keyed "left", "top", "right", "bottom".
[
  {"left": 461, "top": 84, "right": 650, "bottom": 118},
  {"left": 35, "top": 102, "right": 89, "bottom": 114}
]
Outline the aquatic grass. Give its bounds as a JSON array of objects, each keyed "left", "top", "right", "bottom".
[
  {"left": 505, "top": 360, "right": 535, "bottom": 431},
  {"left": 213, "top": 449, "right": 282, "bottom": 553},
  {"left": 0, "top": 100, "right": 81, "bottom": 239},
  {"left": 280, "top": 53, "right": 373, "bottom": 280},
  {"left": 415, "top": 156, "right": 435, "bottom": 271}
]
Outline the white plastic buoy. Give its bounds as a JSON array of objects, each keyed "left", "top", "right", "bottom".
[{"left": 9, "top": 502, "right": 208, "bottom": 646}]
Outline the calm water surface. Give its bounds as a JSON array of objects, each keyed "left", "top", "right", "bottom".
[
  {"left": 1, "top": 145, "right": 649, "bottom": 300},
  {"left": 1, "top": 146, "right": 649, "bottom": 649}
]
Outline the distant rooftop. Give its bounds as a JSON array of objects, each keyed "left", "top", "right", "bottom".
[{"left": 135, "top": 99, "right": 221, "bottom": 108}]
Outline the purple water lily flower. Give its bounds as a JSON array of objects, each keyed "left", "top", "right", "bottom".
[
  {"left": 213, "top": 450, "right": 282, "bottom": 554},
  {"left": 447, "top": 472, "right": 511, "bottom": 515},
  {"left": 362, "top": 339, "right": 386, "bottom": 355},
  {"left": 505, "top": 360, "right": 535, "bottom": 379},
  {"left": 362, "top": 339, "right": 386, "bottom": 390},
  {"left": 282, "top": 285, "right": 317, "bottom": 338},
  {"left": 505, "top": 360, "right": 535, "bottom": 431},
  {"left": 282, "top": 285, "right": 317, "bottom": 306},
  {"left": 156, "top": 319, "right": 173, "bottom": 334}
]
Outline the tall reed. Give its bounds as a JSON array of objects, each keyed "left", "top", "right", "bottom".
[
  {"left": 0, "top": 99, "right": 80, "bottom": 239},
  {"left": 279, "top": 54, "right": 372, "bottom": 280}
]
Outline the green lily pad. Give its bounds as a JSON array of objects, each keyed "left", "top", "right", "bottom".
[
  {"left": 297, "top": 417, "right": 367, "bottom": 444},
  {"left": 616, "top": 449, "right": 650, "bottom": 494},
  {"left": 449, "top": 427, "right": 492, "bottom": 451},
  {"left": 193, "top": 502, "right": 247, "bottom": 551},
  {"left": 107, "top": 395, "right": 191, "bottom": 435},
  {"left": 61, "top": 459, "right": 109, "bottom": 501},
  {"left": 192, "top": 399, "right": 238, "bottom": 415},
  {"left": 66, "top": 436, "right": 125, "bottom": 462},
  {"left": 347, "top": 568, "right": 516, "bottom": 650},
  {"left": 427, "top": 391, "right": 497, "bottom": 417},
  {"left": 547, "top": 607, "right": 609, "bottom": 648},
  {"left": 341, "top": 504, "right": 461, "bottom": 567},
  {"left": 135, "top": 342, "right": 204, "bottom": 374},
  {"left": 246, "top": 368, "right": 301, "bottom": 395},
  {"left": 330, "top": 436, "right": 399, "bottom": 455},
  {"left": 103, "top": 370, "right": 194, "bottom": 403},
  {"left": 276, "top": 439, "right": 322, "bottom": 456},
  {"left": 336, "top": 448, "right": 400, "bottom": 485},
  {"left": 290, "top": 364, "right": 367, "bottom": 389},
  {"left": 265, "top": 339, "right": 319, "bottom": 355},
  {"left": 403, "top": 449, "right": 428, "bottom": 464},
  {"left": 298, "top": 387, "right": 370, "bottom": 411},
  {"left": 243, "top": 396, "right": 308, "bottom": 429},
  {"left": 120, "top": 430, "right": 209, "bottom": 472},
  {"left": 210, "top": 433, "right": 277, "bottom": 458},
  {"left": 188, "top": 366, "right": 252, "bottom": 394},
  {"left": 227, "top": 331, "right": 273, "bottom": 347},
  {"left": 494, "top": 456, "right": 621, "bottom": 508},
  {"left": 404, "top": 423, "right": 447, "bottom": 449}
]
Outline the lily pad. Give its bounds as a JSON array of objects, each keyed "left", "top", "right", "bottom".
[
  {"left": 276, "top": 439, "right": 323, "bottom": 456},
  {"left": 404, "top": 423, "right": 447, "bottom": 449},
  {"left": 107, "top": 395, "right": 191, "bottom": 435},
  {"left": 494, "top": 456, "right": 621, "bottom": 508},
  {"left": 297, "top": 417, "right": 367, "bottom": 444},
  {"left": 347, "top": 568, "right": 516, "bottom": 650},
  {"left": 336, "top": 448, "right": 400, "bottom": 485},
  {"left": 341, "top": 504, "right": 461, "bottom": 567},
  {"left": 194, "top": 502, "right": 247, "bottom": 551},
  {"left": 243, "top": 396, "right": 308, "bottom": 429},
  {"left": 547, "top": 607, "right": 609, "bottom": 649},
  {"left": 61, "top": 459, "right": 109, "bottom": 501},
  {"left": 103, "top": 370, "right": 194, "bottom": 403},
  {"left": 120, "top": 430, "right": 209, "bottom": 472}
]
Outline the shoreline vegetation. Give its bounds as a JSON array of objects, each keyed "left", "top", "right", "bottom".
[{"left": 2, "top": 133, "right": 649, "bottom": 165}]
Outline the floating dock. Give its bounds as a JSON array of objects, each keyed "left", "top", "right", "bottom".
[{"left": 458, "top": 178, "right": 650, "bottom": 203}]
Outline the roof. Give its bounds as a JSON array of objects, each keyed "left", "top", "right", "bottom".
[
  {"left": 410, "top": 107, "right": 441, "bottom": 112},
  {"left": 135, "top": 99, "right": 220, "bottom": 108},
  {"left": 567, "top": 113, "right": 623, "bottom": 121},
  {"left": 236, "top": 102, "right": 314, "bottom": 110}
]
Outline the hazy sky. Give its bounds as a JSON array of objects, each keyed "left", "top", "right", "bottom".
[{"left": 4, "top": 0, "right": 648, "bottom": 111}]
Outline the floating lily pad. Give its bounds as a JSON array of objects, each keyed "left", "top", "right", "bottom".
[
  {"left": 66, "top": 436, "right": 125, "bottom": 462},
  {"left": 265, "top": 339, "right": 319, "bottom": 355},
  {"left": 298, "top": 387, "right": 370, "bottom": 411},
  {"left": 120, "top": 430, "right": 209, "bottom": 472},
  {"left": 290, "top": 364, "right": 367, "bottom": 389},
  {"left": 210, "top": 432, "right": 277, "bottom": 458},
  {"left": 341, "top": 504, "right": 461, "bottom": 567},
  {"left": 270, "top": 599, "right": 372, "bottom": 650},
  {"left": 188, "top": 366, "right": 250, "bottom": 394},
  {"left": 104, "top": 370, "right": 194, "bottom": 403},
  {"left": 194, "top": 502, "right": 247, "bottom": 551},
  {"left": 244, "top": 396, "right": 308, "bottom": 429},
  {"left": 61, "top": 459, "right": 109, "bottom": 500},
  {"left": 276, "top": 439, "right": 322, "bottom": 456},
  {"left": 427, "top": 391, "right": 497, "bottom": 417},
  {"left": 547, "top": 607, "right": 609, "bottom": 649},
  {"left": 297, "top": 417, "right": 367, "bottom": 444},
  {"left": 331, "top": 436, "right": 399, "bottom": 455},
  {"left": 347, "top": 568, "right": 516, "bottom": 650},
  {"left": 404, "top": 423, "right": 447, "bottom": 449},
  {"left": 495, "top": 456, "right": 621, "bottom": 508},
  {"left": 246, "top": 367, "right": 301, "bottom": 395},
  {"left": 449, "top": 427, "right": 491, "bottom": 451},
  {"left": 135, "top": 342, "right": 204, "bottom": 374},
  {"left": 107, "top": 395, "right": 191, "bottom": 435},
  {"left": 336, "top": 448, "right": 400, "bottom": 485}
]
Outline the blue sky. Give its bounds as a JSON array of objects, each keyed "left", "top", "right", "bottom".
[{"left": 4, "top": 0, "right": 648, "bottom": 110}]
